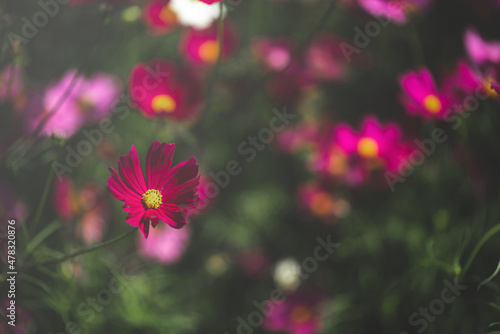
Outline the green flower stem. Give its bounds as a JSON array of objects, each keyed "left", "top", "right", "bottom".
[
  {"left": 216, "top": 1, "right": 224, "bottom": 71},
  {"left": 24, "top": 228, "right": 137, "bottom": 271},
  {"left": 459, "top": 224, "right": 500, "bottom": 280},
  {"left": 28, "top": 166, "right": 55, "bottom": 238}
]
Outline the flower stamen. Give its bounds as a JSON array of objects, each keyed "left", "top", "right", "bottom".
[{"left": 142, "top": 189, "right": 163, "bottom": 209}]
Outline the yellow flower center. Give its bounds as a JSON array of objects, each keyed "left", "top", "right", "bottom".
[
  {"left": 142, "top": 189, "right": 163, "bottom": 209},
  {"left": 151, "top": 94, "right": 176, "bottom": 113},
  {"left": 423, "top": 94, "right": 442, "bottom": 114},
  {"left": 484, "top": 79, "right": 499, "bottom": 98},
  {"left": 76, "top": 96, "right": 94, "bottom": 111},
  {"left": 357, "top": 137, "right": 379, "bottom": 159},
  {"left": 290, "top": 305, "right": 313, "bottom": 324},
  {"left": 159, "top": 5, "right": 177, "bottom": 24},
  {"left": 310, "top": 192, "right": 335, "bottom": 217},
  {"left": 199, "top": 40, "right": 220, "bottom": 64}
]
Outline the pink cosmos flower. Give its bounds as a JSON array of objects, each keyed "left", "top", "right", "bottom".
[
  {"left": 142, "top": 0, "right": 178, "bottom": 35},
  {"left": 313, "top": 115, "right": 408, "bottom": 186},
  {"left": 304, "top": 34, "right": 348, "bottom": 82},
  {"left": 52, "top": 176, "right": 110, "bottom": 244},
  {"left": 130, "top": 60, "right": 204, "bottom": 120},
  {"left": 25, "top": 70, "right": 121, "bottom": 138},
  {"left": 180, "top": 22, "right": 238, "bottom": 66},
  {"left": 236, "top": 248, "right": 270, "bottom": 278},
  {"left": 276, "top": 121, "right": 320, "bottom": 154},
  {"left": 263, "top": 289, "right": 326, "bottom": 334},
  {"left": 252, "top": 37, "right": 295, "bottom": 72},
  {"left": 107, "top": 141, "right": 200, "bottom": 238},
  {"left": 53, "top": 176, "right": 104, "bottom": 222},
  {"left": 334, "top": 115, "right": 402, "bottom": 167},
  {"left": 464, "top": 28, "right": 500, "bottom": 66},
  {"left": 76, "top": 202, "right": 110, "bottom": 245},
  {"left": 266, "top": 62, "right": 313, "bottom": 105},
  {"left": 312, "top": 143, "right": 365, "bottom": 186},
  {"left": 53, "top": 176, "right": 78, "bottom": 223},
  {"left": 399, "top": 67, "right": 453, "bottom": 118},
  {"left": 298, "top": 182, "right": 350, "bottom": 223},
  {"left": 137, "top": 223, "right": 190, "bottom": 264},
  {"left": 442, "top": 60, "right": 499, "bottom": 101},
  {"left": 358, "top": 0, "right": 433, "bottom": 25}
]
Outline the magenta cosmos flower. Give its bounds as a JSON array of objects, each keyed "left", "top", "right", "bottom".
[
  {"left": 130, "top": 60, "right": 204, "bottom": 120},
  {"left": 358, "top": 0, "right": 433, "bottom": 24},
  {"left": 399, "top": 67, "right": 453, "bottom": 118},
  {"left": 464, "top": 28, "right": 500, "bottom": 66},
  {"left": 266, "top": 62, "right": 313, "bottom": 105},
  {"left": 137, "top": 223, "right": 190, "bottom": 264},
  {"left": 304, "top": 34, "right": 349, "bottom": 82},
  {"left": 236, "top": 248, "right": 270, "bottom": 278},
  {"left": 180, "top": 22, "right": 238, "bottom": 66},
  {"left": 108, "top": 141, "right": 200, "bottom": 238},
  {"left": 329, "top": 115, "right": 402, "bottom": 177},
  {"left": 252, "top": 37, "right": 295, "bottom": 72},
  {"left": 442, "top": 60, "right": 499, "bottom": 101},
  {"left": 263, "top": 289, "right": 326, "bottom": 334},
  {"left": 142, "top": 0, "right": 178, "bottom": 35},
  {"left": 277, "top": 121, "right": 320, "bottom": 154}
]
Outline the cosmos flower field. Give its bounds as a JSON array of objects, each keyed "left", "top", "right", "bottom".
[{"left": 1, "top": 0, "right": 500, "bottom": 333}]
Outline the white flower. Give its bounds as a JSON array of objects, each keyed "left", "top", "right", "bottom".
[
  {"left": 273, "top": 257, "right": 301, "bottom": 291},
  {"left": 170, "top": 0, "right": 226, "bottom": 30}
]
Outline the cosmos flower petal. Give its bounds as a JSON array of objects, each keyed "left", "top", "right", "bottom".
[
  {"left": 333, "top": 124, "right": 358, "bottom": 154},
  {"left": 160, "top": 156, "right": 199, "bottom": 190},
  {"left": 125, "top": 208, "right": 144, "bottom": 228},
  {"left": 118, "top": 145, "right": 147, "bottom": 195},
  {"left": 108, "top": 167, "right": 142, "bottom": 203},
  {"left": 146, "top": 141, "right": 175, "bottom": 189},
  {"left": 157, "top": 208, "right": 189, "bottom": 228},
  {"left": 139, "top": 217, "right": 151, "bottom": 238},
  {"left": 162, "top": 176, "right": 200, "bottom": 206}
]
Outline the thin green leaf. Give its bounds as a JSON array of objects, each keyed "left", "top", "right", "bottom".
[
  {"left": 478, "top": 260, "right": 500, "bottom": 291},
  {"left": 20, "top": 273, "right": 52, "bottom": 294},
  {"left": 487, "top": 303, "right": 500, "bottom": 312},
  {"left": 459, "top": 224, "right": 500, "bottom": 280},
  {"left": 24, "top": 221, "right": 61, "bottom": 258}
]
